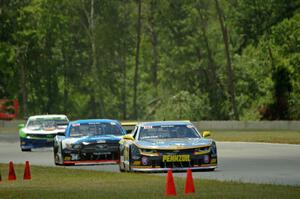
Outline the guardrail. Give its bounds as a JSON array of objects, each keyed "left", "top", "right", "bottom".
[{"left": 1, "top": 120, "right": 300, "bottom": 131}]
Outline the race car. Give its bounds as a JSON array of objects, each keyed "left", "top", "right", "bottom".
[
  {"left": 19, "top": 114, "right": 69, "bottom": 151},
  {"left": 53, "top": 119, "right": 126, "bottom": 165},
  {"left": 119, "top": 121, "right": 217, "bottom": 172}
]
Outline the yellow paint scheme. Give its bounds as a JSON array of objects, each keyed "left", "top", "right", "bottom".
[
  {"left": 121, "top": 121, "right": 139, "bottom": 126},
  {"left": 135, "top": 143, "right": 211, "bottom": 150},
  {"left": 194, "top": 149, "right": 211, "bottom": 155},
  {"left": 202, "top": 131, "right": 211, "bottom": 137},
  {"left": 132, "top": 161, "right": 141, "bottom": 166},
  {"left": 64, "top": 156, "right": 71, "bottom": 161},
  {"left": 162, "top": 155, "right": 190, "bottom": 162},
  {"left": 122, "top": 134, "right": 134, "bottom": 141},
  {"left": 140, "top": 151, "right": 160, "bottom": 156}
]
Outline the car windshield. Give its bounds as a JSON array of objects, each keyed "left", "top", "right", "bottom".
[
  {"left": 69, "top": 122, "right": 124, "bottom": 137},
  {"left": 138, "top": 124, "right": 201, "bottom": 140},
  {"left": 27, "top": 118, "right": 68, "bottom": 130}
]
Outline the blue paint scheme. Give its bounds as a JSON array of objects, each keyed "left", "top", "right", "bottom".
[
  {"left": 65, "top": 119, "right": 126, "bottom": 138},
  {"left": 73, "top": 135, "right": 123, "bottom": 144},
  {"left": 20, "top": 137, "right": 54, "bottom": 149}
]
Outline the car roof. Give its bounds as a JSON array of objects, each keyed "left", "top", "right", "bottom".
[
  {"left": 138, "top": 120, "right": 192, "bottom": 127},
  {"left": 69, "top": 119, "right": 120, "bottom": 125},
  {"left": 29, "top": 114, "right": 68, "bottom": 120}
]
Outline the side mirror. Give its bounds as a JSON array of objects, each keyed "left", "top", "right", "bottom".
[
  {"left": 202, "top": 131, "right": 211, "bottom": 138},
  {"left": 123, "top": 134, "right": 134, "bottom": 141},
  {"left": 18, "top": 124, "right": 25, "bottom": 129}
]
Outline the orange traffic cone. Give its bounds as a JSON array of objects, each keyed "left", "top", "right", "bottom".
[
  {"left": 184, "top": 168, "right": 195, "bottom": 194},
  {"left": 8, "top": 161, "right": 16, "bottom": 181},
  {"left": 23, "top": 161, "right": 31, "bottom": 180},
  {"left": 165, "top": 168, "right": 176, "bottom": 196}
]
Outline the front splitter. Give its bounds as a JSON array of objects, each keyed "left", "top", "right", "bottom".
[{"left": 131, "top": 165, "right": 217, "bottom": 172}]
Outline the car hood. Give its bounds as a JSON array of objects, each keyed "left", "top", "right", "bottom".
[
  {"left": 23, "top": 128, "right": 65, "bottom": 135},
  {"left": 66, "top": 135, "right": 123, "bottom": 145},
  {"left": 135, "top": 138, "right": 212, "bottom": 149}
]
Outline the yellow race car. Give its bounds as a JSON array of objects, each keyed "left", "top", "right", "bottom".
[{"left": 119, "top": 121, "right": 217, "bottom": 172}]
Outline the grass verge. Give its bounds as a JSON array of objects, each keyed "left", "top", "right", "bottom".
[
  {"left": 0, "top": 164, "right": 299, "bottom": 199},
  {"left": 211, "top": 130, "right": 300, "bottom": 144}
]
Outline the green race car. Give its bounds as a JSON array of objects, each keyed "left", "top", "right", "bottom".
[{"left": 19, "top": 114, "right": 69, "bottom": 151}]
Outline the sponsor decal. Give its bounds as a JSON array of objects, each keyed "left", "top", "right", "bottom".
[
  {"left": 210, "top": 158, "right": 217, "bottom": 164},
  {"left": 187, "top": 125, "right": 193, "bottom": 128},
  {"left": 72, "top": 123, "right": 80, "bottom": 127},
  {"left": 144, "top": 126, "right": 152, "bottom": 129},
  {"left": 64, "top": 156, "right": 71, "bottom": 161},
  {"left": 97, "top": 140, "right": 106, "bottom": 144},
  {"left": 162, "top": 155, "right": 190, "bottom": 162},
  {"left": 141, "top": 156, "right": 148, "bottom": 165},
  {"left": 203, "top": 155, "right": 210, "bottom": 163}
]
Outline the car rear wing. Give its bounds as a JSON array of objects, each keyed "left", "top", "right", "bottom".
[{"left": 121, "top": 121, "right": 139, "bottom": 134}]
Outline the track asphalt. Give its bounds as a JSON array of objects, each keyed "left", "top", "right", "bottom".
[{"left": 0, "top": 134, "right": 299, "bottom": 186}]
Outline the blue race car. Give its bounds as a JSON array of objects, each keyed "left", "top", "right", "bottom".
[{"left": 53, "top": 119, "right": 126, "bottom": 165}]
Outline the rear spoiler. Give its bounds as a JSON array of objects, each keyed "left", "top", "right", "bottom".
[{"left": 121, "top": 121, "right": 139, "bottom": 134}]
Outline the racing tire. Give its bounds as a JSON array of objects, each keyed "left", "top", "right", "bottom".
[
  {"left": 119, "top": 163, "right": 125, "bottom": 172},
  {"left": 54, "top": 142, "right": 65, "bottom": 166},
  {"left": 206, "top": 168, "right": 216, "bottom": 171},
  {"left": 21, "top": 148, "right": 31, "bottom": 152}
]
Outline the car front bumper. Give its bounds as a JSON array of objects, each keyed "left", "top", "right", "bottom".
[
  {"left": 20, "top": 137, "right": 54, "bottom": 149},
  {"left": 130, "top": 164, "right": 217, "bottom": 172}
]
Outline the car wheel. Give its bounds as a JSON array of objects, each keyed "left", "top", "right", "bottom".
[
  {"left": 119, "top": 163, "right": 125, "bottom": 172},
  {"left": 54, "top": 153, "right": 61, "bottom": 165},
  {"left": 204, "top": 168, "right": 215, "bottom": 171},
  {"left": 21, "top": 148, "right": 31, "bottom": 152}
]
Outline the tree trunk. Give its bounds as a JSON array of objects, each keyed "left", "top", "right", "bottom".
[
  {"left": 215, "top": 0, "right": 239, "bottom": 120},
  {"left": 133, "top": 0, "right": 142, "bottom": 119},
  {"left": 88, "top": 0, "right": 104, "bottom": 117},
  {"left": 119, "top": 56, "right": 127, "bottom": 120},
  {"left": 149, "top": 0, "right": 158, "bottom": 96},
  {"left": 199, "top": 23, "right": 221, "bottom": 118},
  {"left": 62, "top": 46, "right": 69, "bottom": 114}
]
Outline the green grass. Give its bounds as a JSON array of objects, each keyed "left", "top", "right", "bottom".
[
  {"left": 0, "top": 164, "right": 299, "bottom": 199},
  {"left": 211, "top": 130, "right": 300, "bottom": 144}
]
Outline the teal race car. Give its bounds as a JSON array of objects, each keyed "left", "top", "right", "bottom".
[
  {"left": 119, "top": 121, "right": 217, "bottom": 172},
  {"left": 19, "top": 115, "right": 69, "bottom": 151}
]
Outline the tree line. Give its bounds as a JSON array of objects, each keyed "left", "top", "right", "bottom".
[{"left": 1, "top": 0, "right": 300, "bottom": 120}]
